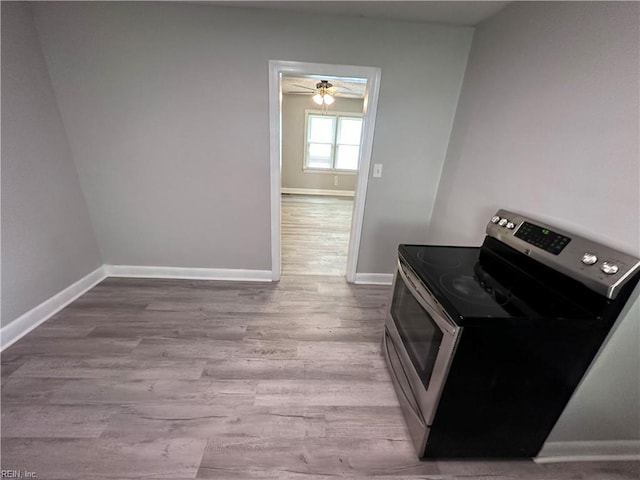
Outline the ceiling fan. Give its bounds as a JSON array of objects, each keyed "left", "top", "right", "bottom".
[
  {"left": 287, "top": 78, "right": 360, "bottom": 101},
  {"left": 311, "top": 80, "right": 335, "bottom": 105},
  {"left": 288, "top": 80, "right": 337, "bottom": 104}
]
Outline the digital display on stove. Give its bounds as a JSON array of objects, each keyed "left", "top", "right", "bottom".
[{"left": 514, "top": 222, "right": 571, "bottom": 255}]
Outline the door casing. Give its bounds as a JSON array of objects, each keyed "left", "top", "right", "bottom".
[{"left": 268, "top": 60, "right": 382, "bottom": 281}]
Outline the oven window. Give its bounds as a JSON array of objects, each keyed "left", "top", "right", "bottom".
[{"left": 391, "top": 275, "right": 444, "bottom": 390}]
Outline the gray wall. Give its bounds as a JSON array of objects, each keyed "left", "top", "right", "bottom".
[
  {"left": 281, "top": 94, "right": 361, "bottom": 193},
  {"left": 428, "top": 2, "right": 639, "bottom": 445},
  {"left": 32, "top": 2, "right": 473, "bottom": 272},
  {"left": 1, "top": 2, "right": 102, "bottom": 327}
]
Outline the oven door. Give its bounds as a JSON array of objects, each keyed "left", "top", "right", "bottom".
[{"left": 383, "top": 257, "right": 462, "bottom": 456}]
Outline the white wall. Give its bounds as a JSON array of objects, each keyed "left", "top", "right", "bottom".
[
  {"left": 428, "top": 1, "right": 640, "bottom": 447},
  {"left": 1, "top": 2, "right": 102, "bottom": 327},
  {"left": 429, "top": 2, "right": 639, "bottom": 252},
  {"left": 32, "top": 2, "right": 473, "bottom": 273},
  {"left": 282, "top": 94, "right": 361, "bottom": 193}
]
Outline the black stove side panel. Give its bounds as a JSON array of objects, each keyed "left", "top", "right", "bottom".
[{"left": 423, "top": 317, "right": 612, "bottom": 458}]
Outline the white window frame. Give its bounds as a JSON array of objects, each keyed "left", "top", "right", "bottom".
[{"left": 303, "top": 109, "right": 363, "bottom": 175}]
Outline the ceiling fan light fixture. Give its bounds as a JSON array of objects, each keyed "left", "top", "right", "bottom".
[{"left": 312, "top": 80, "right": 335, "bottom": 107}]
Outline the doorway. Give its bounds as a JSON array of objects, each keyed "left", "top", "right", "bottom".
[{"left": 268, "top": 61, "right": 382, "bottom": 282}]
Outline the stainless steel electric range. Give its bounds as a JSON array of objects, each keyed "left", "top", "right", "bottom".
[{"left": 383, "top": 209, "right": 640, "bottom": 458}]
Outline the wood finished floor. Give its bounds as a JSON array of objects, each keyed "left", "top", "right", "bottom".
[
  {"left": 2, "top": 276, "right": 639, "bottom": 479},
  {"left": 281, "top": 194, "right": 353, "bottom": 276}
]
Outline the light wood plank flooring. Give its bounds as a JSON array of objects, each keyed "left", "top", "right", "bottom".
[
  {"left": 1, "top": 276, "right": 638, "bottom": 479},
  {"left": 281, "top": 194, "right": 353, "bottom": 276}
]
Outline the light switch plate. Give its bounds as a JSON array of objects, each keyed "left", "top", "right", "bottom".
[{"left": 373, "top": 164, "right": 383, "bottom": 178}]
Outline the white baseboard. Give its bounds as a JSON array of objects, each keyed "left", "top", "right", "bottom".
[
  {"left": 535, "top": 440, "right": 640, "bottom": 463},
  {"left": 104, "top": 265, "right": 273, "bottom": 282},
  {"left": 354, "top": 273, "right": 394, "bottom": 285},
  {"left": 1, "top": 264, "right": 273, "bottom": 352},
  {"left": 0, "top": 266, "right": 107, "bottom": 352},
  {"left": 281, "top": 187, "right": 355, "bottom": 197},
  {"left": 2, "top": 264, "right": 391, "bottom": 351}
]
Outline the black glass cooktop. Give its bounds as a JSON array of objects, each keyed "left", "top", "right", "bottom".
[{"left": 399, "top": 244, "right": 598, "bottom": 321}]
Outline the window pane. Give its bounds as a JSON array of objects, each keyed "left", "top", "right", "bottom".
[
  {"left": 308, "top": 116, "right": 336, "bottom": 143},
  {"left": 337, "top": 117, "right": 362, "bottom": 145},
  {"left": 307, "top": 143, "right": 332, "bottom": 169},
  {"left": 335, "top": 145, "right": 360, "bottom": 170}
]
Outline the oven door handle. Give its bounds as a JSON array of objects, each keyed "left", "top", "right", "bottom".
[{"left": 397, "top": 259, "right": 458, "bottom": 336}]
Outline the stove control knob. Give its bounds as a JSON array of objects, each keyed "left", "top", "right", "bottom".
[
  {"left": 491, "top": 215, "right": 501, "bottom": 224},
  {"left": 601, "top": 262, "right": 619, "bottom": 275},
  {"left": 582, "top": 253, "right": 598, "bottom": 265},
  {"left": 506, "top": 222, "right": 516, "bottom": 229},
  {"left": 498, "top": 218, "right": 508, "bottom": 227}
]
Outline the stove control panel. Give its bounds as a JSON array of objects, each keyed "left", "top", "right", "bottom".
[
  {"left": 514, "top": 222, "right": 571, "bottom": 255},
  {"left": 487, "top": 209, "right": 640, "bottom": 299}
]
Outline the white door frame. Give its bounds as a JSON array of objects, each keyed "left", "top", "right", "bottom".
[{"left": 268, "top": 60, "right": 382, "bottom": 282}]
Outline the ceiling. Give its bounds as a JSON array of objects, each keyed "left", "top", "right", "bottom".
[
  {"left": 215, "top": 2, "right": 512, "bottom": 99},
  {"left": 206, "top": 1, "right": 510, "bottom": 26}
]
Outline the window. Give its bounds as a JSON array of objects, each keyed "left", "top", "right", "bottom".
[{"left": 304, "top": 111, "right": 363, "bottom": 172}]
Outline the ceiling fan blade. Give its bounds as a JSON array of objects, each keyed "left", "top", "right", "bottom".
[
  {"left": 338, "top": 84, "right": 357, "bottom": 93},
  {"left": 292, "top": 84, "right": 317, "bottom": 92}
]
